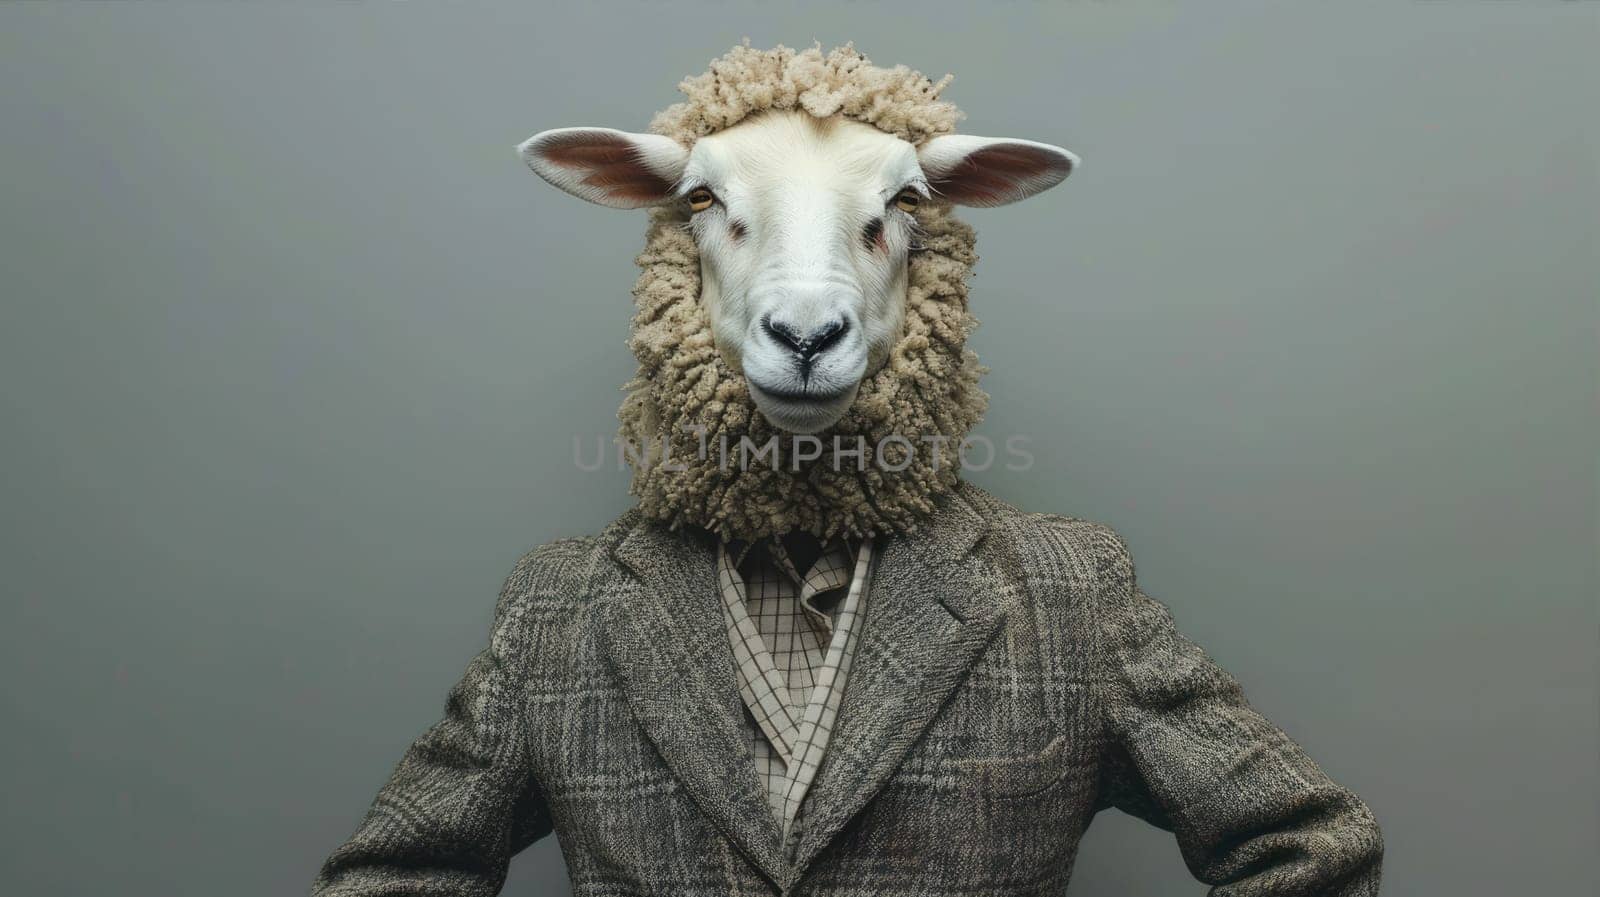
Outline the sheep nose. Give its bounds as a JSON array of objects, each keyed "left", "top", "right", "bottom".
[{"left": 762, "top": 316, "right": 850, "bottom": 362}]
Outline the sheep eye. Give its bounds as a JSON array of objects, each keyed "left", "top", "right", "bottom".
[
  {"left": 893, "top": 189, "right": 921, "bottom": 213},
  {"left": 687, "top": 188, "right": 716, "bottom": 212}
]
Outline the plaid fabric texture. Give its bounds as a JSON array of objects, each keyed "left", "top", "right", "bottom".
[
  {"left": 312, "top": 481, "right": 1383, "bottom": 896},
  {"left": 717, "top": 537, "right": 874, "bottom": 835}
]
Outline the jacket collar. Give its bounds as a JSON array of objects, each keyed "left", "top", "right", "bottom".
[
  {"left": 603, "top": 518, "right": 795, "bottom": 886},
  {"left": 787, "top": 486, "right": 1004, "bottom": 875}
]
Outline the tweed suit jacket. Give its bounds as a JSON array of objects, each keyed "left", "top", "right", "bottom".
[{"left": 313, "top": 482, "right": 1383, "bottom": 896}]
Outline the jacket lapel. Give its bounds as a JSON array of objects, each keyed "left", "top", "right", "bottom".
[
  {"left": 790, "top": 489, "right": 1003, "bottom": 875},
  {"left": 600, "top": 520, "right": 795, "bottom": 889}
]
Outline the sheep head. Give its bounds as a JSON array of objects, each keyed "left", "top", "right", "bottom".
[{"left": 520, "top": 110, "right": 1076, "bottom": 434}]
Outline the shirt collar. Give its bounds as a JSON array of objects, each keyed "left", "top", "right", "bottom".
[{"left": 724, "top": 533, "right": 860, "bottom": 589}]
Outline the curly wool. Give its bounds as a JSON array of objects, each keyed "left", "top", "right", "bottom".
[
  {"left": 649, "top": 42, "right": 964, "bottom": 147},
  {"left": 618, "top": 44, "right": 988, "bottom": 541}
]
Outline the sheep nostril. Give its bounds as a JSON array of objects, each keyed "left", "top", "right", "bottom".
[
  {"left": 762, "top": 316, "right": 806, "bottom": 354},
  {"left": 808, "top": 319, "right": 848, "bottom": 358}
]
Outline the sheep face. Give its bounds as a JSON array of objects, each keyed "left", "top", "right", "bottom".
[
  {"left": 520, "top": 111, "right": 1077, "bottom": 434},
  {"left": 676, "top": 111, "right": 918, "bottom": 434}
]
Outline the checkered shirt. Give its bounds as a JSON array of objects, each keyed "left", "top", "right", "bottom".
[{"left": 717, "top": 535, "right": 875, "bottom": 838}]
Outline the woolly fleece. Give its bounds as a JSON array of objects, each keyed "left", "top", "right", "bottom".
[{"left": 618, "top": 43, "right": 988, "bottom": 541}]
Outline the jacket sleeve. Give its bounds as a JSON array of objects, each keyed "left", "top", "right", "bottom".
[
  {"left": 311, "top": 550, "right": 558, "bottom": 897},
  {"left": 1090, "top": 526, "right": 1384, "bottom": 896}
]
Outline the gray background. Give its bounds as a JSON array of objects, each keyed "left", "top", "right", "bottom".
[{"left": 1, "top": 3, "right": 1594, "bottom": 895}]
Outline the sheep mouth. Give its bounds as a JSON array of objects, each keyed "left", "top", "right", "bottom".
[
  {"left": 747, "top": 379, "right": 861, "bottom": 434},
  {"left": 748, "top": 381, "right": 854, "bottom": 403}
]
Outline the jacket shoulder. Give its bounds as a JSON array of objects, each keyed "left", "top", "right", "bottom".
[
  {"left": 957, "top": 480, "right": 1130, "bottom": 578},
  {"left": 493, "top": 509, "right": 639, "bottom": 630}
]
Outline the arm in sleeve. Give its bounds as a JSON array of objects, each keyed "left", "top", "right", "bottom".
[
  {"left": 311, "top": 551, "right": 557, "bottom": 897},
  {"left": 1091, "top": 527, "right": 1384, "bottom": 896}
]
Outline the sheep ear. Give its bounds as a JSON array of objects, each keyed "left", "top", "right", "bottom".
[
  {"left": 518, "top": 128, "right": 688, "bottom": 209},
  {"left": 917, "top": 135, "right": 1079, "bottom": 207}
]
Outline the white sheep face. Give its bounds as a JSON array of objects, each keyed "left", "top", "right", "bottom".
[{"left": 520, "top": 110, "right": 1078, "bottom": 434}]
